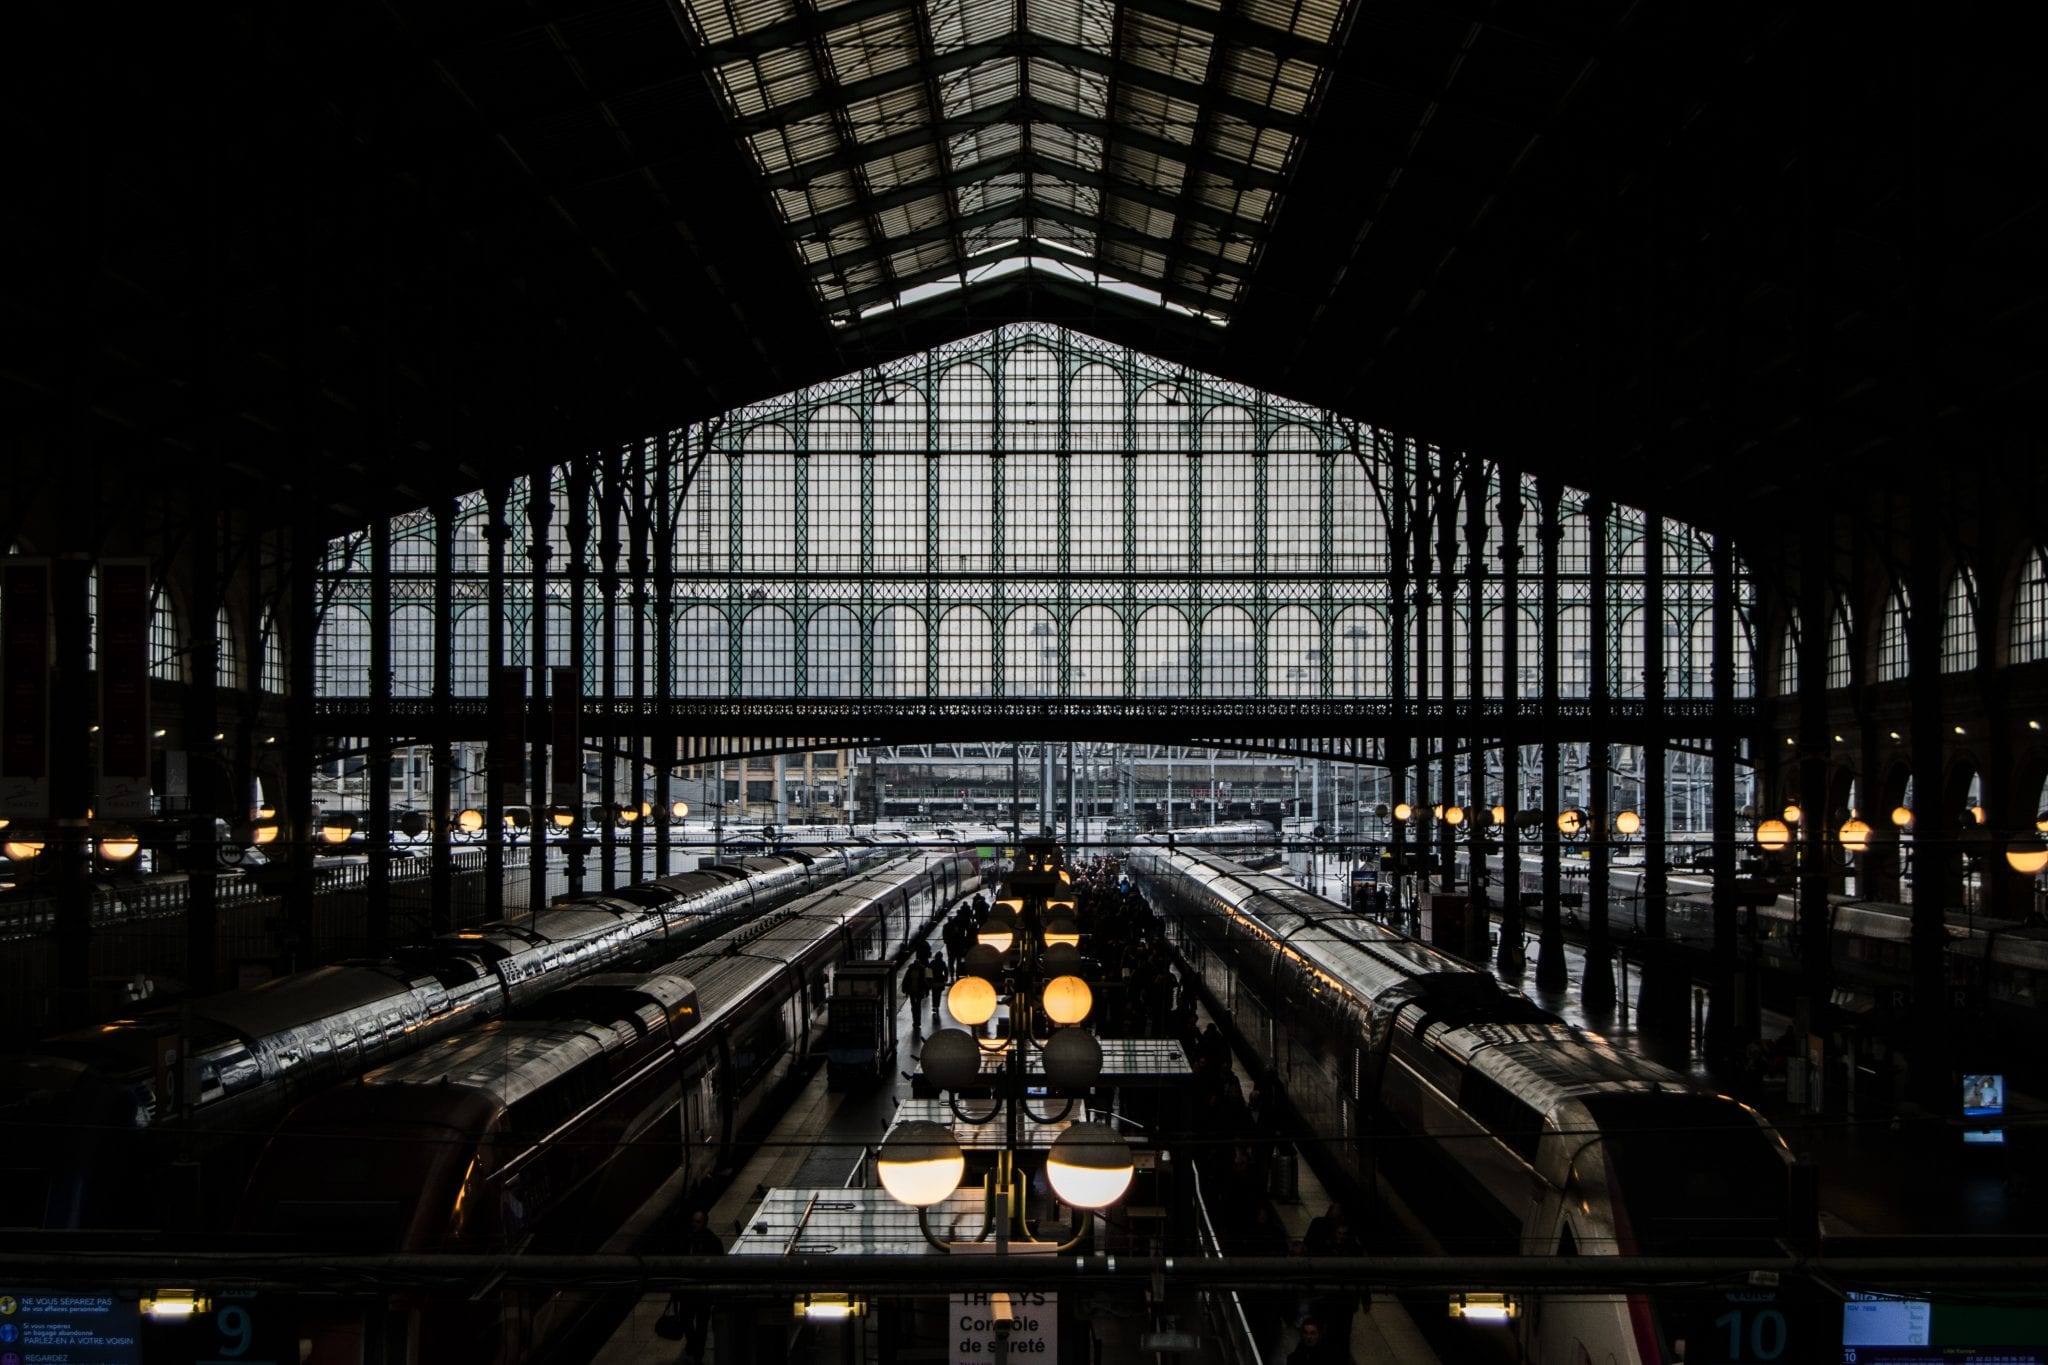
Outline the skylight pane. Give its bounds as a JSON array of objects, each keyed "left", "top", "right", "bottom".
[
  {"left": 1108, "top": 145, "right": 1187, "bottom": 195},
  {"left": 957, "top": 173, "right": 1026, "bottom": 216},
  {"left": 1033, "top": 178, "right": 1102, "bottom": 218},
  {"left": 1028, "top": 123, "right": 1103, "bottom": 172},
  {"left": 863, "top": 145, "right": 943, "bottom": 193},
  {"left": 1104, "top": 197, "right": 1178, "bottom": 240},
  {"left": 843, "top": 86, "right": 934, "bottom": 144},
  {"left": 1220, "top": 47, "right": 1321, "bottom": 119},
  {"left": 1118, "top": 85, "right": 1201, "bottom": 146},
  {"left": 960, "top": 218, "right": 1028, "bottom": 252},
  {"left": 1243, "top": 0, "right": 1345, "bottom": 46},
  {"left": 1023, "top": 0, "right": 1114, "bottom": 54},
  {"left": 1025, "top": 58, "right": 1109, "bottom": 119},
  {"left": 930, "top": 0, "right": 1011, "bottom": 54},
  {"left": 1196, "top": 175, "right": 1271, "bottom": 222},
  {"left": 1122, "top": 12, "right": 1215, "bottom": 85},
  {"left": 948, "top": 124, "right": 1023, "bottom": 171},
  {"left": 825, "top": 11, "right": 921, "bottom": 85},
  {"left": 937, "top": 58, "right": 1021, "bottom": 117},
  {"left": 677, "top": 0, "right": 799, "bottom": 47}
]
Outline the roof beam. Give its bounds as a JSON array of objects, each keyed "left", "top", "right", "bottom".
[
  {"left": 759, "top": 96, "right": 1285, "bottom": 194},
  {"left": 798, "top": 195, "right": 1242, "bottom": 284},
  {"left": 787, "top": 146, "right": 1262, "bottom": 239},
  {"left": 727, "top": 33, "right": 1308, "bottom": 140},
  {"left": 828, "top": 242, "right": 1240, "bottom": 319}
]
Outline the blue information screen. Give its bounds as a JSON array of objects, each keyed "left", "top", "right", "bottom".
[{"left": 0, "top": 1291, "right": 140, "bottom": 1365}]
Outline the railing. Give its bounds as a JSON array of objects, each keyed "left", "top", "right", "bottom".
[{"left": 1188, "top": 1161, "right": 1265, "bottom": 1365}]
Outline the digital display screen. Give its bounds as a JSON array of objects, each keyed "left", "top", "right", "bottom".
[
  {"left": 1962, "top": 1074, "right": 2005, "bottom": 1118},
  {"left": 1844, "top": 1295, "right": 1931, "bottom": 1347}
]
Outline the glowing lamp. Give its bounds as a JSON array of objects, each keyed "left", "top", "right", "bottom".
[
  {"left": 1392, "top": 802, "right": 1414, "bottom": 822},
  {"left": 1614, "top": 810, "right": 1641, "bottom": 836},
  {"left": 251, "top": 820, "right": 280, "bottom": 845},
  {"left": 1449, "top": 1294, "right": 1516, "bottom": 1322},
  {"left": 549, "top": 806, "right": 577, "bottom": 830},
  {"left": 2006, "top": 845, "right": 2048, "bottom": 875},
  {"left": 947, "top": 974, "right": 999, "bottom": 1027},
  {"left": 618, "top": 803, "right": 640, "bottom": 824},
  {"left": 97, "top": 832, "right": 141, "bottom": 862},
  {"left": 1782, "top": 804, "right": 1802, "bottom": 825},
  {"left": 1755, "top": 818, "right": 1791, "bottom": 852},
  {"left": 1044, "top": 917, "right": 1081, "bottom": 949},
  {"left": 1443, "top": 805, "right": 1466, "bottom": 827},
  {"left": 977, "top": 913, "right": 1016, "bottom": 956},
  {"left": 795, "top": 1294, "right": 864, "bottom": 1320},
  {"left": 1045, "top": 1122, "right": 1134, "bottom": 1210},
  {"left": 1556, "top": 809, "right": 1584, "bottom": 836},
  {"left": 672, "top": 800, "right": 690, "bottom": 820},
  {"left": 1891, "top": 806, "right": 1914, "bottom": 829},
  {"left": 1838, "top": 817, "right": 1872, "bottom": 853},
  {"left": 1491, "top": 804, "right": 1507, "bottom": 826},
  {"left": 320, "top": 813, "right": 356, "bottom": 845},
  {"left": 5, "top": 838, "right": 46, "bottom": 861},
  {"left": 876, "top": 1120, "right": 964, "bottom": 1207},
  {"left": 142, "top": 1290, "right": 210, "bottom": 1320},
  {"left": 1041, "top": 974, "right": 1094, "bottom": 1026}
]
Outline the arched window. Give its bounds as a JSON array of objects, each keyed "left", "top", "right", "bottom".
[
  {"left": 1943, "top": 568, "right": 1978, "bottom": 671},
  {"left": 1134, "top": 607, "right": 1189, "bottom": 696},
  {"left": 1827, "top": 602, "right": 1853, "bottom": 689},
  {"left": 1778, "top": 614, "right": 1800, "bottom": 696},
  {"left": 391, "top": 605, "right": 435, "bottom": 697},
  {"left": 150, "top": 586, "right": 182, "bottom": 682},
  {"left": 2012, "top": 548, "right": 2048, "bottom": 664},
  {"left": 260, "top": 608, "right": 287, "bottom": 694},
  {"left": 675, "top": 607, "right": 729, "bottom": 696},
  {"left": 1876, "top": 588, "right": 1909, "bottom": 682},
  {"left": 739, "top": 606, "right": 795, "bottom": 696},
  {"left": 451, "top": 608, "right": 490, "bottom": 697},
  {"left": 1267, "top": 606, "right": 1320, "bottom": 697},
  {"left": 936, "top": 606, "right": 993, "bottom": 695},
  {"left": 1334, "top": 607, "right": 1386, "bottom": 697},
  {"left": 1556, "top": 604, "right": 1591, "bottom": 698},
  {"left": 216, "top": 605, "right": 239, "bottom": 688},
  {"left": 1003, "top": 606, "right": 1058, "bottom": 695},
  {"left": 806, "top": 606, "right": 860, "bottom": 697},
  {"left": 1199, "top": 606, "right": 1256, "bottom": 696},
  {"left": 873, "top": 606, "right": 927, "bottom": 696},
  {"left": 1070, "top": 606, "right": 1124, "bottom": 695}
]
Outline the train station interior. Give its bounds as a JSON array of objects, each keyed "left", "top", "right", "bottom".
[{"left": 5, "top": 2, "right": 2047, "bottom": 1362}]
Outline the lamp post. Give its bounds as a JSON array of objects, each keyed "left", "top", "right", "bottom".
[{"left": 877, "top": 844, "right": 1133, "bottom": 1257}]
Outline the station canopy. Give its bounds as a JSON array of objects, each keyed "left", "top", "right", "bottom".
[{"left": 675, "top": 0, "right": 1354, "bottom": 325}]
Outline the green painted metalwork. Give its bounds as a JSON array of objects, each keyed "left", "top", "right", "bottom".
[{"left": 315, "top": 323, "right": 1759, "bottom": 719}]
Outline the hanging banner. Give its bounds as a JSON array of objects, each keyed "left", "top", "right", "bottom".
[
  {"left": 0, "top": 557, "right": 52, "bottom": 819},
  {"left": 550, "top": 665, "right": 581, "bottom": 808},
  {"left": 490, "top": 666, "right": 527, "bottom": 808},
  {"left": 97, "top": 559, "right": 153, "bottom": 819}
]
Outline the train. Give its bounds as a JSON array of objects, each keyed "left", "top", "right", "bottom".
[
  {"left": 1484, "top": 850, "right": 2048, "bottom": 1061},
  {"left": 234, "top": 847, "right": 982, "bottom": 1364},
  {"left": 1132, "top": 845, "right": 1800, "bottom": 1365},
  {"left": 0, "top": 841, "right": 902, "bottom": 1230}
]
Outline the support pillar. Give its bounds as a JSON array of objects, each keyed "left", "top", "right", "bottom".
[{"left": 1535, "top": 478, "right": 1567, "bottom": 992}]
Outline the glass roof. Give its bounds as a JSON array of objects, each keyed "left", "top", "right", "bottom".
[{"left": 675, "top": 0, "right": 1356, "bottom": 323}]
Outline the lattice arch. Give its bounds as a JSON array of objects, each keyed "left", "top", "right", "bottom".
[{"left": 312, "top": 323, "right": 1760, "bottom": 708}]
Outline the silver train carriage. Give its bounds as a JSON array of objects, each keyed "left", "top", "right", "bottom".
[
  {"left": 1132, "top": 845, "right": 1797, "bottom": 1365},
  {"left": 0, "top": 842, "right": 896, "bottom": 1229},
  {"left": 234, "top": 847, "right": 979, "bottom": 1365}
]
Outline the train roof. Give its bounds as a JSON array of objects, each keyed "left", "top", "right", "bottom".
[
  {"left": 195, "top": 963, "right": 428, "bottom": 1039},
  {"left": 364, "top": 1018, "right": 631, "bottom": 1108}
]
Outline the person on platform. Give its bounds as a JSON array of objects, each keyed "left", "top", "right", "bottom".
[
  {"left": 678, "top": 1208, "right": 724, "bottom": 1364},
  {"left": 927, "top": 949, "right": 949, "bottom": 1022},
  {"left": 1284, "top": 1316, "right": 1341, "bottom": 1364},
  {"left": 901, "top": 953, "right": 930, "bottom": 1035}
]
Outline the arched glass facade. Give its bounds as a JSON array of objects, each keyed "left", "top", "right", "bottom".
[{"left": 315, "top": 324, "right": 1760, "bottom": 711}]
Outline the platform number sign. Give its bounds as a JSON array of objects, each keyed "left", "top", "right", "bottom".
[
  {"left": 138, "top": 1293, "right": 292, "bottom": 1365},
  {"left": 1682, "top": 1288, "right": 1803, "bottom": 1364},
  {"left": 1712, "top": 1303, "right": 1789, "bottom": 1360}
]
